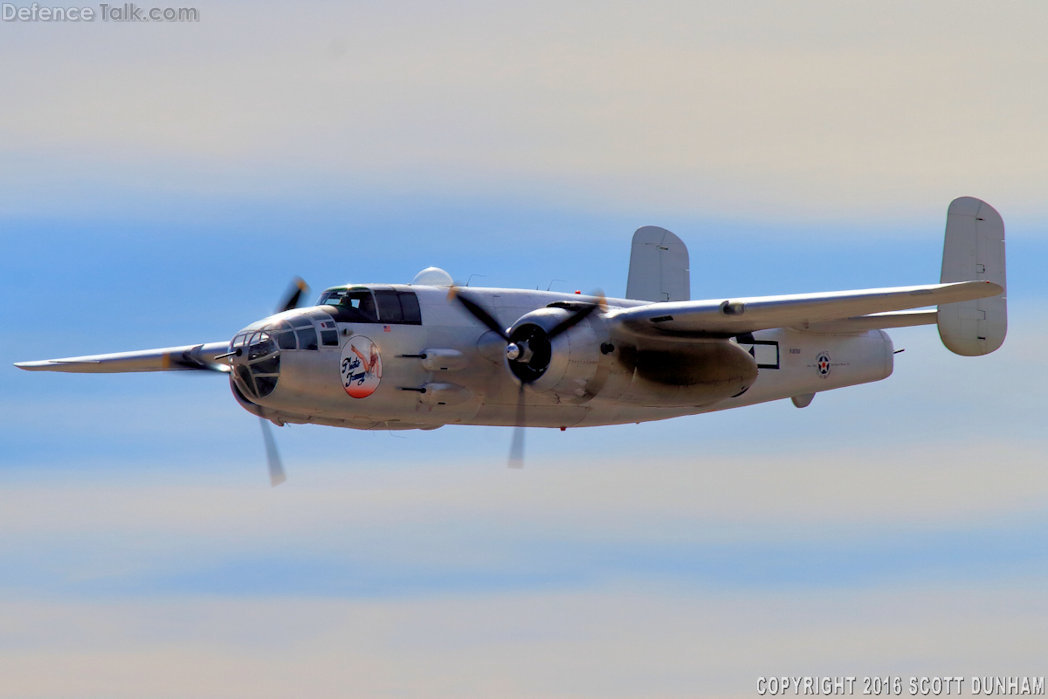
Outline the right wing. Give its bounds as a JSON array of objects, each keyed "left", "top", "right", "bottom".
[
  {"left": 608, "top": 280, "right": 1001, "bottom": 337},
  {"left": 802, "top": 309, "right": 938, "bottom": 333},
  {"left": 14, "top": 341, "right": 231, "bottom": 373}
]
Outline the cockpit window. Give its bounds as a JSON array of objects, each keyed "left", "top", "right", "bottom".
[
  {"left": 317, "top": 287, "right": 421, "bottom": 325},
  {"left": 374, "top": 290, "right": 422, "bottom": 324},
  {"left": 319, "top": 288, "right": 379, "bottom": 323}
]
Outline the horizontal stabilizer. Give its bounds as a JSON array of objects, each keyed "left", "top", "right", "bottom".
[{"left": 14, "top": 341, "right": 231, "bottom": 373}]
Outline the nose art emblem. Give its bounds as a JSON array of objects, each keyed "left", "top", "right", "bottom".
[{"left": 340, "top": 335, "right": 383, "bottom": 398}]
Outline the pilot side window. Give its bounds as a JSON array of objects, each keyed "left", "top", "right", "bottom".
[
  {"left": 318, "top": 288, "right": 421, "bottom": 325},
  {"left": 374, "top": 290, "right": 422, "bottom": 325},
  {"left": 333, "top": 290, "right": 379, "bottom": 323}
]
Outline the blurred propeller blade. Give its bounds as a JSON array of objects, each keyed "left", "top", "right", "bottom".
[
  {"left": 508, "top": 382, "right": 526, "bottom": 468},
  {"left": 451, "top": 287, "right": 605, "bottom": 469},
  {"left": 259, "top": 417, "right": 287, "bottom": 486},
  {"left": 170, "top": 349, "right": 232, "bottom": 373},
  {"left": 448, "top": 286, "right": 511, "bottom": 341},
  {"left": 276, "top": 277, "right": 310, "bottom": 314},
  {"left": 547, "top": 299, "right": 601, "bottom": 339},
  {"left": 167, "top": 357, "right": 230, "bottom": 373}
]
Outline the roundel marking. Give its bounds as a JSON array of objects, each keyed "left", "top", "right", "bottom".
[
  {"left": 340, "top": 335, "right": 383, "bottom": 398},
  {"left": 816, "top": 351, "right": 831, "bottom": 378}
]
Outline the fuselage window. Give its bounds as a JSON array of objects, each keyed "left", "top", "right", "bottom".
[
  {"left": 295, "top": 327, "right": 318, "bottom": 351},
  {"left": 275, "top": 331, "right": 297, "bottom": 350},
  {"left": 398, "top": 291, "right": 421, "bottom": 324},
  {"left": 320, "top": 330, "right": 339, "bottom": 346},
  {"left": 262, "top": 320, "right": 297, "bottom": 350},
  {"left": 375, "top": 290, "right": 402, "bottom": 322}
]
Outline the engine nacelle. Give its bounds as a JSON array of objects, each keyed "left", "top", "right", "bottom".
[
  {"left": 595, "top": 328, "right": 760, "bottom": 407},
  {"left": 506, "top": 306, "right": 608, "bottom": 401}
]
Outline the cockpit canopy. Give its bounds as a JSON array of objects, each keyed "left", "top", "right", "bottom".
[{"left": 316, "top": 286, "right": 421, "bottom": 325}]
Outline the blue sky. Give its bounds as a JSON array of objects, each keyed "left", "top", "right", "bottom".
[{"left": 2, "top": 2, "right": 1047, "bottom": 696}]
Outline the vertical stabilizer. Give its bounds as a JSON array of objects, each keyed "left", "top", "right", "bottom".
[
  {"left": 626, "top": 226, "right": 690, "bottom": 302},
  {"left": 938, "top": 197, "right": 1007, "bottom": 356}
]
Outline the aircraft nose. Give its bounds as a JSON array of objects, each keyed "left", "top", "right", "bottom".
[{"left": 229, "top": 328, "right": 281, "bottom": 399}]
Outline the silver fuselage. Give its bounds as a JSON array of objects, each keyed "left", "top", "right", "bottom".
[{"left": 230, "top": 285, "right": 894, "bottom": 431}]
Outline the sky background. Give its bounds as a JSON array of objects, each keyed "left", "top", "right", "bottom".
[{"left": 2, "top": 1, "right": 1047, "bottom": 696}]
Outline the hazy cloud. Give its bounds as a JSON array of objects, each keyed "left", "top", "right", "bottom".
[{"left": 2, "top": 1, "right": 1047, "bottom": 221}]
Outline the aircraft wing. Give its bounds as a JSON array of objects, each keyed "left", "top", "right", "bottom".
[
  {"left": 802, "top": 309, "right": 938, "bottom": 333},
  {"left": 607, "top": 280, "right": 1002, "bottom": 337},
  {"left": 14, "top": 341, "right": 231, "bottom": 373}
]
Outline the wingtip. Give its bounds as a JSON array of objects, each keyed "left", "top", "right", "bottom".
[{"left": 981, "top": 280, "right": 1005, "bottom": 296}]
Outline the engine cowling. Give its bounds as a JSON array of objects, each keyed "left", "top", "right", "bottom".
[{"left": 505, "top": 306, "right": 607, "bottom": 400}]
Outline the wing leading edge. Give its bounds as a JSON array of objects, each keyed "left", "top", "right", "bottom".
[
  {"left": 14, "top": 341, "right": 231, "bottom": 373},
  {"left": 608, "top": 280, "right": 1002, "bottom": 337}
]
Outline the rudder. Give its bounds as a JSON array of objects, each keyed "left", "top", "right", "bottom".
[
  {"left": 938, "top": 196, "right": 1007, "bottom": 356},
  {"left": 626, "top": 226, "right": 690, "bottom": 302}
]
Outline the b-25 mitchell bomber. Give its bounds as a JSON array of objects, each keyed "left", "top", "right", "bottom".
[{"left": 16, "top": 197, "right": 1006, "bottom": 484}]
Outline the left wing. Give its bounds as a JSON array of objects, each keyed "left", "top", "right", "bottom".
[
  {"left": 14, "top": 342, "right": 231, "bottom": 373},
  {"left": 608, "top": 280, "right": 1001, "bottom": 337}
]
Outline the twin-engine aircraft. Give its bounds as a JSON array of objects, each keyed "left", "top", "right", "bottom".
[{"left": 16, "top": 197, "right": 1007, "bottom": 484}]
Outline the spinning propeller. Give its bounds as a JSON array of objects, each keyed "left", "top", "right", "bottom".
[
  {"left": 255, "top": 277, "right": 310, "bottom": 486},
  {"left": 277, "top": 277, "right": 310, "bottom": 314},
  {"left": 212, "top": 277, "right": 308, "bottom": 486},
  {"left": 449, "top": 286, "right": 604, "bottom": 467}
]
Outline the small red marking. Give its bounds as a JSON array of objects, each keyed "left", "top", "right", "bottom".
[{"left": 574, "top": 290, "right": 581, "bottom": 294}]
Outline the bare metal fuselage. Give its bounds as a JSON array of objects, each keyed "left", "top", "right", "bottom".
[{"left": 232, "top": 286, "right": 894, "bottom": 431}]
